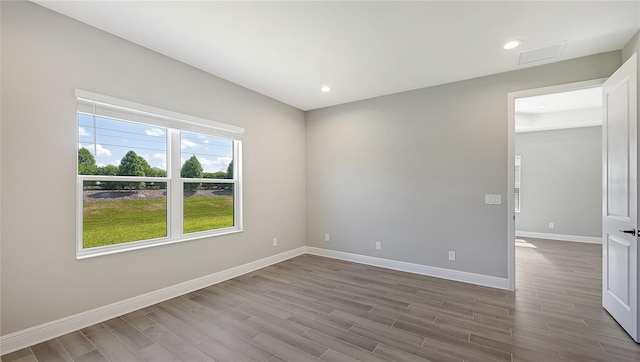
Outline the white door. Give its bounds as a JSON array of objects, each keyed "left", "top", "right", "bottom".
[{"left": 603, "top": 53, "right": 638, "bottom": 342}]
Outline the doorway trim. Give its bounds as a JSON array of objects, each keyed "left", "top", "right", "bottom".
[{"left": 507, "top": 78, "right": 606, "bottom": 291}]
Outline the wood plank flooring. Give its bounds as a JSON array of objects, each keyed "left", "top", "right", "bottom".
[{"left": 3, "top": 238, "right": 640, "bottom": 361}]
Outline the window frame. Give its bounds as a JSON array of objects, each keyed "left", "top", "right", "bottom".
[{"left": 76, "top": 90, "right": 244, "bottom": 259}]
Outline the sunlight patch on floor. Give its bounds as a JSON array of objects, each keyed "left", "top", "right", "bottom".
[{"left": 516, "top": 238, "right": 537, "bottom": 248}]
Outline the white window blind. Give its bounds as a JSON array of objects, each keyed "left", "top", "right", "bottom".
[{"left": 76, "top": 90, "right": 244, "bottom": 141}]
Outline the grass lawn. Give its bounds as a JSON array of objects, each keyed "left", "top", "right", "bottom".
[
  {"left": 183, "top": 195, "right": 234, "bottom": 234},
  {"left": 83, "top": 195, "right": 233, "bottom": 248}
]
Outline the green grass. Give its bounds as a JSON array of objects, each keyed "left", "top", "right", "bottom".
[
  {"left": 183, "top": 195, "right": 234, "bottom": 234},
  {"left": 83, "top": 195, "right": 233, "bottom": 248}
]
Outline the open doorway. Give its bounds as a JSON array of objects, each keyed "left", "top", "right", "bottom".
[
  {"left": 507, "top": 79, "right": 605, "bottom": 290},
  {"left": 515, "top": 87, "right": 603, "bottom": 242}
]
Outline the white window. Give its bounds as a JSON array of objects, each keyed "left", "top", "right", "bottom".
[
  {"left": 515, "top": 155, "right": 522, "bottom": 213},
  {"left": 76, "top": 90, "right": 243, "bottom": 259}
]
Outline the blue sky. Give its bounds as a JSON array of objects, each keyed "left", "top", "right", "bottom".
[{"left": 78, "top": 114, "right": 232, "bottom": 173}]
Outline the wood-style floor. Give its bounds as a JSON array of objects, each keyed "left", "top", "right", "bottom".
[{"left": 3, "top": 238, "right": 640, "bottom": 361}]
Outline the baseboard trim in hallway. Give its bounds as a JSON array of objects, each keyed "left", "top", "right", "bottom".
[{"left": 516, "top": 231, "right": 601, "bottom": 244}]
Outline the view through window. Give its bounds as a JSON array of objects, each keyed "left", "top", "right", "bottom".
[{"left": 76, "top": 91, "right": 243, "bottom": 258}]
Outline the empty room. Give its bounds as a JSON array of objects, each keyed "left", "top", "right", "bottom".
[{"left": 2, "top": 1, "right": 640, "bottom": 361}]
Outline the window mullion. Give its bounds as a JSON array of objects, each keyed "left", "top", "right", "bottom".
[{"left": 169, "top": 129, "right": 183, "bottom": 238}]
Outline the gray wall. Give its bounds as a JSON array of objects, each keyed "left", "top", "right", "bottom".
[
  {"left": 1, "top": 2, "right": 306, "bottom": 335},
  {"left": 306, "top": 52, "right": 621, "bottom": 278},
  {"left": 623, "top": 30, "right": 640, "bottom": 62},
  {"left": 515, "top": 127, "right": 602, "bottom": 237},
  {"left": 1, "top": 0, "right": 634, "bottom": 339}
]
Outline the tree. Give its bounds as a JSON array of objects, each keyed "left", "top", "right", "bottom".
[
  {"left": 95, "top": 165, "right": 119, "bottom": 189},
  {"left": 96, "top": 165, "right": 118, "bottom": 176},
  {"left": 138, "top": 156, "right": 153, "bottom": 176},
  {"left": 202, "top": 171, "right": 227, "bottom": 189},
  {"left": 117, "top": 151, "right": 146, "bottom": 189},
  {"left": 146, "top": 168, "right": 167, "bottom": 178},
  {"left": 78, "top": 147, "right": 96, "bottom": 167},
  {"left": 203, "top": 171, "right": 227, "bottom": 179},
  {"left": 78, "top": 148, "right": 97, "bottom": 175},
  {"left": 226, "top": 160, "right": 234, "bottom": 179},
  {"left": 117, "top": 151, "right": 146, "bottom": 176},
  {"left": 181, "top": 155, "right": 203, "bottom": 178},
  {"left": 146, "top": 168, "right": 167, "bottom": 189},
  {"left": 181, "top": 155, "right": 203, "bottom": 190}
]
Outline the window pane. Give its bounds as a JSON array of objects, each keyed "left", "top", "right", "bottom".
[
  {"left": 78, "top": 115, "right": 167, "bottom": 177},
  {"left": 184, "top": 183, "right": 234, "bottom": 234},
  {"left": 181, "top": 131, "right": 233, "bottom": 179},
  {"left": 83, "top": 181, "right": 167, "bottom": 248}
]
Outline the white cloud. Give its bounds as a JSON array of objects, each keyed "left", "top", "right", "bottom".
[
  {"left": 199, "top": 157, "right": 213, "bottom": 166},
  {"left": 197, "top": 134, "right": 211, "bottom": 144},
  {"left": 145, "top": 128, "right": 165, "bottom": 137},
  {"left": 78, "top": 143, "right": 112, "bottom": 157},
  {"left": 78, "top": 127, "right": 90, "bottom": 136},
  {"left": 181, "top": 139, "right": 197, "bottom": 149},
  {"left": 152, "top": 153, "right": 167, "bottom": 170},
  {"left": 199, "top": 156, "right": 232, "bottom": 173},
  {"left": 95, "top": 144, "right": 112, "bottom": 157}
]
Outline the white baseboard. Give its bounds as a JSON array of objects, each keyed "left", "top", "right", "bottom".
[
  {"left": 1, "top": 245, "right": 514, "bottom": 355},
  {"left": 0, "top": 247, "right": 306, "bottom": 356},
  {"left": 305, "top": 247, "right": 510, "bottom": 291},
  {"left": 516, "top": 231, "right": 602, "bottom": 244}
]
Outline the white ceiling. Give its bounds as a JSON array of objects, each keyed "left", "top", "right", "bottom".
[
  {"left": 515, "top": 87, "right": 603, "bottom": 133},
  {"left": 33, "top": 1, "right": 640, "bottom": 111},
  {"left": 516, "top": 87, "right": 603, "bottom": 114}
]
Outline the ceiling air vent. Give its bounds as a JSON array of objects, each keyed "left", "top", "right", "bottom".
[{"left": 518, "top": 41, "right": 566, "bottom": 65}]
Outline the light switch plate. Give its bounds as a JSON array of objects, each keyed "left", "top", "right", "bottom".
[{"left": 485, "top": 194, "right": 502, "bottom": 205}]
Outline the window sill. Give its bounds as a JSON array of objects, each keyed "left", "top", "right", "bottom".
[{"left": 76, "top": 228, "right": 242, "bottom": 260}]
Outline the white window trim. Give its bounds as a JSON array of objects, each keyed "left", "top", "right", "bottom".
[{"left": 76, "top": 90, "right": 244, "bottom": 259}]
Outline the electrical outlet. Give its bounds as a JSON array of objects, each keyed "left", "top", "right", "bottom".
[
  {"left": 448, "top": 251, "right": 456, "bottom": 261},
  {"left": 549, "top": 222, "right": 554, "bottom": 229},
  {"left": 375, "top": 242, "right": 381, "bottom": 250},
  {"left": 324, "top": 234, "right": 330, "bottom": 242},
  {"left": 272, "top": 238, "right": 278, "bottom": 247}
]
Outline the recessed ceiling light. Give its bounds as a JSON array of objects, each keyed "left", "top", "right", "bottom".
[
  {"left": 321, "top": 86, "right": 331, "bottom": 93},
  {"left": 503, "top": 40, "right": 522, "bottom": 50}
]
